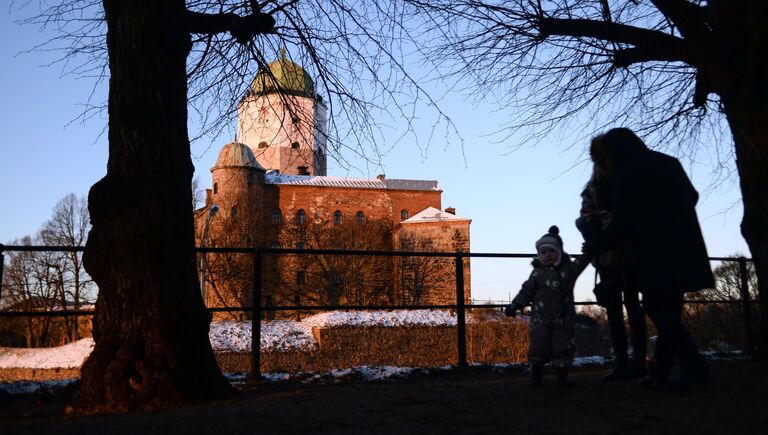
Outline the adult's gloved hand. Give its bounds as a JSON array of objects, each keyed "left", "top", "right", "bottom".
[{"left": 504, "top": 303, "right": 522, "bottom": 317}]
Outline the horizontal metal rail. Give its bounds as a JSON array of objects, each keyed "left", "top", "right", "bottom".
[
  {"left": 0, "top": 299, "right": 757, "bottom": 318},
  {"left": 0, "top": 244, "right": 758, "bottom": 373}
]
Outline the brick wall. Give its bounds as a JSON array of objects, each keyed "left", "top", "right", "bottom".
[{"left": 195, "top": 175, "right": 468, "bottom": 320}]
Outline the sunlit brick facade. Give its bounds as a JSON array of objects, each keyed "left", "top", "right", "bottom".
[{"left": 195, "top": 55, "right": 471, "bottom": 320}]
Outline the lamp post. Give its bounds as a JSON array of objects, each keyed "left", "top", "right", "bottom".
[{"left": 200, "top": 204, "right": 219, "bottom": 300}]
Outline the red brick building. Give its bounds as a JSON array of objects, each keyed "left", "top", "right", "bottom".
[{"left": 195, "top": 54, "right": 471, "bottom": 319}]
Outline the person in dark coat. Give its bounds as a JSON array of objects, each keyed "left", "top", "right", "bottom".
[
  {"left": 576, "top": 160, "right": 647, "bottom": 382},
  {"left": 583, "top": 127, "right": 715, "bottom": 387}
]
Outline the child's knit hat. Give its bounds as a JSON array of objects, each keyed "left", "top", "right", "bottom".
[{"left": 535, "top": 225, "right": 563, "bottom": 255}]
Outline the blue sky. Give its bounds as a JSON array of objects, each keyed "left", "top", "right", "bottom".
[{"left": 0, "top": 11, "right": 748, "bottom": 303}]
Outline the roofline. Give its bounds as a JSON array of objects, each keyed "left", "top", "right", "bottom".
[
  {"left": 399, "top": 218, "right": 472, "bottom": 225},
  {"left": 265, "top": 182, "right": 442, "bottom": 193}
]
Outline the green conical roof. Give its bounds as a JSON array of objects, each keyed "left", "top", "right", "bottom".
[{"left": 251, "top": 49, "right": 315, "bottom": 97}]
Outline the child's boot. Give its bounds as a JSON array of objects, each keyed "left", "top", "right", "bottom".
[
  {"left": 557, "top": 366, "right": 577, "bottom": 388},
  {"left": 530, "top": 363, "right": 543, "bottom": 388}
]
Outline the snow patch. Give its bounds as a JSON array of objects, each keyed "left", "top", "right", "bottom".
[
  {"left": 303, "top": 309, "right": 457, "bottom": 327},
  {"left": 0, "top": 338, "right": 93, "bottom": 369},
  {"left": 573, "top": 356, "right": 608, "bottom": 366}
]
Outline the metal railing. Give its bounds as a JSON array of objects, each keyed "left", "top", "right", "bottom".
[{"left": 0, "top": 243, "right": 758, "bottom": 381}]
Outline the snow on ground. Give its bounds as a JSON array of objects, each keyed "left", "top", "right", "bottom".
[
  {"left": 1, "top": 311, "right": 460, "bottom": 370},
  {"left": 209, "top": 310, "right": 458, "bottom": 353},
  {"left": 0, "top": 338, "right": 94, "bottom": 369},
  {"left": 303, "top": 310, "right": 458, "bottom": 328},
  {"left": 210, "top": 320, "right": 317, "bottom": 352}
]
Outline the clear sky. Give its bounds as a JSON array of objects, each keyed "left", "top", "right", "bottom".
[{"left": 0, "top": 10, "right": 749, "bottom": 304}]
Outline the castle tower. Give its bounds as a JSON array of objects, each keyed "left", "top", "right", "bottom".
[
  {"left": 209, "top": 141, "right": 266, "bottom": 227},
  {"left": 237, "top": 50, "right": 328, "bottom": 176},
  {"left": 204, "top": 142, "right": 266, "bottom": 320}
]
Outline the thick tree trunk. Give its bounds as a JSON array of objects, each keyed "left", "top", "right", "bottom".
[
  {"left": 708, "top": 0, "right": 768, "bottom": 357},
  {"left": 723, "top": 99, "right": 768, "bottom": 358},
  {"left": 79, "top": 0, "right": 232, "bottom": 413}
]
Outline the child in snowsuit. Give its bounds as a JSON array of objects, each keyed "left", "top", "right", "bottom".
[{"left": 506, "top": 226, "right": 590, "bottom": 387}]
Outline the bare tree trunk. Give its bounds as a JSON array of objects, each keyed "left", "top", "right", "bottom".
[
  {"left": 724, "top": 99, "right": 768, "bottom": 358},
  {"left": 79, "top": 0, "right": 232, "bottom": 413}
]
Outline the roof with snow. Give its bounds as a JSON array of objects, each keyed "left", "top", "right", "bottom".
[
  {"left": 265, "top": 172, "right": 440, "bottom": 192},
  {"left": 401, "top": 207, "right": 470, "bottom": 223}
]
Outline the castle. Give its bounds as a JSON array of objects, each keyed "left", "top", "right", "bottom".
[{"left": 195, "top": 52, "right": 471, "bottom": 320}]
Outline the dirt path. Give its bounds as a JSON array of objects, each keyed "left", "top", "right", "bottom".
[{"left": 3, "top": 360, "right": 767, "bottom": 434}]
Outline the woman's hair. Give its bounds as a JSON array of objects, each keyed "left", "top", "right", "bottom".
[{"left": 591, "top": 128, "right": 647, "bottom": 170}]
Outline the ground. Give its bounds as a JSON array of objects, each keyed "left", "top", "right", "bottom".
[{"left": 2, "top": 360, "right": 766, "bottom": 434}]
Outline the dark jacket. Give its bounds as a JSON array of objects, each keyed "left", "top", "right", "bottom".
[
  {"left": 512, "top": 253, "right": 589, "bottom": 324},
  {"left": 585, "top": 145, "right": 714, "bottom": 294}
]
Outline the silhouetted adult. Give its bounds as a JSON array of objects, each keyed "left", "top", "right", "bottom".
[
  {"left": 577, "top": 159, "right": 647, "bottom": 382},
  {"left": 583, "top": 128, "right": 714, "bottom": 387}
]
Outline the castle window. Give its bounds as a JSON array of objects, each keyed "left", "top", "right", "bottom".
[
  {"left": 400, "top": 209, "right": 410, "bottom": 220},
  {"left": 297, "top": 271, "right": 305, "bottom": 285},
  {"left": 213, "top": 183, "right": 218, "bottom": 194},
  {"left": 296, "top": 209, "right": 307, "bottom": 225},
  {"left": 296, "top": 242, "right": 305, "bottom": 250},
  {"left": 297, "top": 166, "right": 309, "bottom": 175},
  {"left": 231, "top": 206, "right": 238, "bottom": 219},
  {"left": 258, "top": 141, "right": 268, "bottom": 149},
  {"left": 355, "top": 275, "right": 364, "bottom": 286},
  {"left": 291, "top": 141, "right": 300, "bottom": 149},
  {"left": 271, "top": 209, "right": 282, "bottom": 225},
  {"left": 356, "top": 211, "right": 365, "bottom": 225},
  {"left": 333, "top": 273, "right": 343, "bottom": 286},
  {"left": 333, "top": 210, "right": 343, "bottom": 225}
]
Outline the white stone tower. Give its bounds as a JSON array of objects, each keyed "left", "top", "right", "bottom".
[{"left": 237, "top": 50, "right": 328, "bottom": 176}]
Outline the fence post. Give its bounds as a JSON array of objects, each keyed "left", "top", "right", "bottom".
[
  {"left": 738, "top": 257, "right": 755, "bottom": 354},
  {"left": 455, "top": 253, "right": 468, "bottom": 369},
  {"left": 250, "top": 249, "right": 263, "bottom": 383}
]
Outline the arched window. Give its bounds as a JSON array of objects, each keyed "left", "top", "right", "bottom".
[
  {"left": 296, "top": 209, "right": 307, "bottom": 225},
  {"left": 356, "top": 211, "right": 365, "bottom": 225},
  {"left": 291, "top": 141, "right": 300, "bottom": 149},
  {"left": 400, "top": 209, "right": 410, "bottom": 220},
  {"left": 230, "top": 206, "right": 238, "bottom": 219},
  {"left": 271, "top": 209, "right": 282, "bottom": 225},
  {"left": 333, "top": 210, "right": 343, "bottom": 225},
  {"left": 213, "top": 183, "right": 218, "bottom": 194},
  {"left": 258, "top": 141, "right": 268, "bottom": 149}
]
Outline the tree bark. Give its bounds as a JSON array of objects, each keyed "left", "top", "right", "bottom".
[
  {"left": 723, "top": 99, "right": 768, "bottom": 358},
  {"left": 79, "top": 0, "right": 232, "bottom": 413},
  {"left": 711, "top": 0, "right": 768, "bottom": 358}
]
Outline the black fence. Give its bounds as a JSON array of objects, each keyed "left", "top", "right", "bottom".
[{"left": 0, "top": 243, "right": 758, "bottom": 382}]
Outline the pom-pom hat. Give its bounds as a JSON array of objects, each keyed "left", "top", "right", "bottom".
[{"left": 535, "top": 225, "right": 563, "bottom": 256}]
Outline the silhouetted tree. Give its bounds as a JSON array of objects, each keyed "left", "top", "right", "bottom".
[
  {"left": 409, "top": 0, "right": 768, "bottom": 357},
  {"left": 0, "top": 195, "right": 93, "bottom": 346},
  {"left": 684, "top": 254, "right": 759, "bottom": 350},
  {"left": 396, "top": 234, "right": 445, "bottom": 305},
  {"left": 23, "top": 0, "right": 445, "bottom": 412}
]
